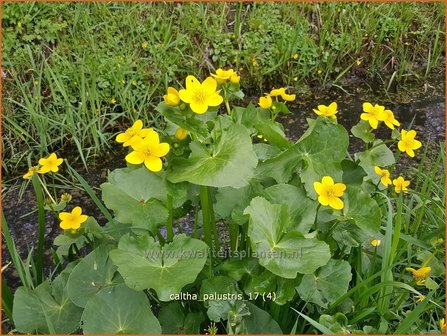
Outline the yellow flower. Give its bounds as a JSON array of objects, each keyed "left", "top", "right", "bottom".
[
  {"left": 179, "top": 75, "right": 223, "bottom": 114},
  {"left": 405, "top": 266, "right": 431, "bottom": 280},
  {"left": 131, "top": 79, "right": 137, "bottom": 86},
  {"left": 393, "top": 176, "right": 410, "bottom": 193},
  {"left": 356, "top": 59, "right": 362, "bottom": 66},
  {"left": 163, "top": 87, "right": 180, "bottom": 106},
  {"left": 382, "top": 109, "right": 400, "bottom": 130},
  {"left": 125, "top": 131, "right": 170, "bottom": 172},
  {"left": 371, "top": 239, "right": 381, "bottom": 247},
  {"left": 111, "top": 98, "right": 117, "bottom": 105},
  {"left": 374, "top": 166, "right": 392, "bottom": 187},
  {"left": 115, "top": 120, "right": 153, "bottom": 147},
  {"left": 270, "top": 88, "right": 285, "bottom": 97},
  {"left": 313, "top": 102, "right": 338, "bottom": 119},
  {"left": 61, "top": 193, "right": 72, "bottom": 202},
  {"left": 23, "top": 166, "right": 40, "bottom": 179},
  {"left": 269, "top": 87, "right": 295, "bottom": 101},
  {"left": 230, "top": 72, "right": 240, "bottom": 84},
  {"left": 361, "top": 102, "right": 386, "bottom": 129},
  {"left": 38, "top": 153, "right": 63, "bottom": 174},
  {"left": 211, "top": 68, "right": 235, "bottom": 84},
  {"left": 291, "top": 53, "right": 299, "bottom": 59},
  {"left": 440, "top": 318, "right": 446, "bottom": 332},
  {"left": 258, "top": 95, "right": 272, "bottom": 109},
  {"left": 141, "top": 41, "right": 148, "bottom": 49},
  {"left": 175, "top": 127, "right": 188, "bottom": 141},
  {"left": 59, "top": 206, "right": 88, "bottom": 230},
  {"left": 414, "top": 294, "right": 425, "bottom": 302},
  {"left": 398, "top": 130, "right": 422, "bottom": 157},
  {"left": 252, "top": 58, "right": 258, "bottom": 66},
  {"left": 313, "top": 176, "right": 346, "bottom": 210}
]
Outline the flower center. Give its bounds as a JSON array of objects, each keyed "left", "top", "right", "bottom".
[
  {"left": 325, "top": 188, "right": 335, "bottom": 198},
  {"left": 403, "top": 138, "right": 413, "bottom": 148},
  {"left": 127, "top": 129, "right": 137, "bottom": 137},
  {"left": 193, "top": 89, "right": 206, "bottom": 104},
  {"left": 144, "top": 148, "right": 153, "bottom": 158}
]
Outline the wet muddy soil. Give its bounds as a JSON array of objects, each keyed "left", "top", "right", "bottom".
[{"left": 1, "top": 76, "right": 445, "bottom": 301}]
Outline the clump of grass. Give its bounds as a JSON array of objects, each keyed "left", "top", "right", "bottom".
[{"left": 2, "top": 2, "right": 444, "bottom": 173}]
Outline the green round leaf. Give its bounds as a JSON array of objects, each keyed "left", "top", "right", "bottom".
[
  {"left": 296, "top": 259, "right": 352, "bottom": 308},
  {"left": 244, "top": 197, "right": 331, "bottom": 278},
  {"left": 110, "top": 233, "right": 208, "bottom": 301},
  {"left": 81, "top": 284, "right": 161, "bottom": 334},
  {"left": 168, "top": 124, "right": 258, "bottom": 188},
  {"left": 67, "top": 245, "right": 121, "bottom": 308}
]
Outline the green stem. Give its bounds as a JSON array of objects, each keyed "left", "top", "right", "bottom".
[
  {"left": 207, "top": 188, "right": 221, "bottom": 252},
  {"left": 200, "top": 185, "right": 213, "bottom": 249},
  {"left": 193, "top": 204, "right": 199, "bottom": 239},
  {"left": 313, "top": 204, "right": 322, "bottom": 226},
  {"left": 229, "top": 223, "right": 239, "bottom": 253},
  {"left": 31, "top": 174, "right": 46, "bottom": 285},
  {"left": 391, "top": 192, "right": 403, "bottom": 261},
  {"left": 37, "top": 175, "right": 56, "bottom": 204},
  {"left": 166, "top": 194, "right": 174, "bottom": 242},
  {"left": 225, "top": 99, "right": 231, "bottom": 115}
]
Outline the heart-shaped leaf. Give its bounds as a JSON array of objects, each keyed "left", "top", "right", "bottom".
[
  {"left": 110, "top": 233, "right": 208, "bottom": 301},
  {"left": 168, "top": 124, "right": 258, "bottom": 188},
  {"left": 81, "top": 284, "right": 161, "bottom": 334},
  {"left": 244, "top": 197, "right": 330, "bottom": 278},
  {"left": 296, "top": 259, "right": 352, "bottom": 308}
]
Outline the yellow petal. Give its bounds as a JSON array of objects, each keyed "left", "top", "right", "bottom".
[
  {"left": 329, "top": 197, "right": 344, "bottom": 210},
  {"left": 125, "top": 151, "right": 145, "bottom": 165},
  {"left": 60, "top": 221, "right": 72, "bottom": 230},
  {"left": 318, "top": 195, "right": 330, "bottom": 206},
  {"left": 72, "top": 207, "right": 82, "bottom": 216},
  {"left": 406, "top": 149, "right": 415, "bottom": 158},
  {"left": 333, "top": 183, "right": 346, "bottom": 196},
  {"left": 321, "top": 176, "right": 334, "bottom": 186},
  {"left": 116, "top": 132, "right": 131, "bottom": 143},
  {"left": 202, "top": 77, "right": 218, "bottom": 94},
  {"left": 153, "top": 143, "right": 170, "bottom": 157},
  {"left": 59, "top": 212, "right": 70, "bottom": 221},
  {"left": 407, "top": 130, "right": 417, "bottom": 139},
  {"left": 360, "top": 113, "right": 370, "bottom": 121},
  {"left": 185, "top": 75, "right": 200, "bottom": 91},
  {"left": 132, "top": 120, "right": 143, "bottom": 131},
  {"left": 363, "top": 102, "right": 373, "bottom": 112},
  {"left": 144, "top": 157, "right": 163, "bottom": 172},
  {"left": 413, "top": 140, "right": 422, "bottom": 150},
  {"left": 328, "top": 102, "right": 337, "bottom": 113},
  {"left": 313, "top": 182, "right": 323, "bottom": 195},
  {"left": 206, "top": 93, "right": 224, "bottom": 106},
  {"left": 179, "top": 89, "right": 193, "bottom": 103},
  {"left": 79, "top": 215, "right": 88, "bottom": 224},
  {"left": 369, "top": 118, "right": 379, "bottom": 129},
  {"left": 374, "top": 166, "right": 382, "bottom": 175},
  {"left": 190, "top": 101, "right": 208, "bottom": 114},
  {"left": 145, "top": 130, "right": 160, "bottom": 144}
]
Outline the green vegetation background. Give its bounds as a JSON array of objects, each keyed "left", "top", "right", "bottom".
[{"left": 2, "top": 2, "right": 445, "bottom": 173}]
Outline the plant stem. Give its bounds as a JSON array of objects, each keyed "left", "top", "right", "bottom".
[
  {"left": 200, "top": 185, "right": 213, "bottom": 249},
  {"left": 31, "top": 174, "right": 46, "bottom": 285},
  {"left": 313, "top": 204, "right": 322, "bottom": 226},
  {"left": 229, "top": 223, "right": 239, "bottom": 253},
  {"left": 166, "top": 194, "right": 174, "bottom": 242},
  {"left": 207, "top": 188, "right": 221, "bottom": 252}
]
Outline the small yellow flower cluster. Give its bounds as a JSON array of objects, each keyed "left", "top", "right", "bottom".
[
  {"left": 211, "top": 68, "right": 240, "bottom": 84},
  {"left": 405, "top": 266, "right": 431, "bottom": 286},
  {"left": 361, "top": 102, "right": 400, "bottom": 130},
  {"left": 374, "top": 167, "right": 410, "bottom": 193},
  {"left": 258, "top": 87, "right": 296, "bottom": 109},
  {"left": 23, "top": 153, "right": 64, "bottom": 180},
  {"left": 361, "top": 102, "right": 422, "bottom": 158},
  {"left": 116, "top": 120, "right": 170, "bottom": 172},
  {"left": 313, "top": 176, "right": 346, "bottom": 210}
]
